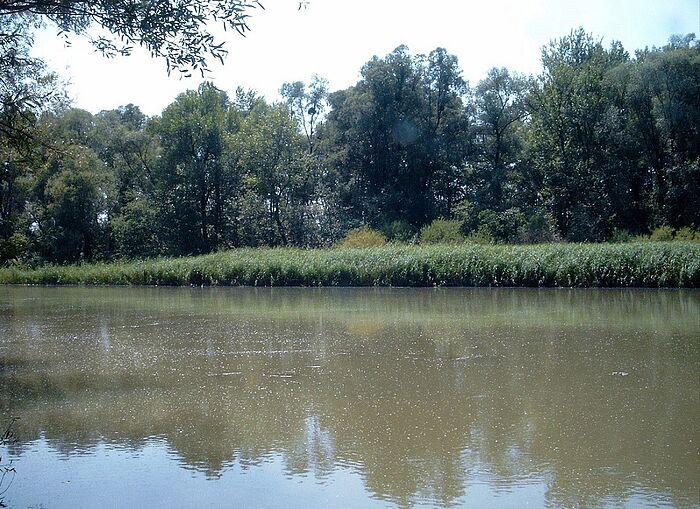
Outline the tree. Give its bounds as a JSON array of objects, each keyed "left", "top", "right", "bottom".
[
  {"left": 32, "top": 145, "right": 116, "bottom": 262},
  {"left": 422, "top": 47, "right": 472, "bottom": 218},
  {"left": 281, "top": 75, "right": 328, "bottom": 154},
  {"left": 528, "top": 29, "right": 631, "bottom": 240},
  {"left": 92, "top": 106, "right": 162, "bottom": 257},
  {"left": 470, "top": 67, "right": 528, "bottom": 211},
  {"left": 626, "top": 36, "right": 700, "bottom": 224},
  {"left": 0, "top": 15, "right": 66, "bottom": 261},
  {"left": 234, "top": 101, "right": 314, "bottom": 246},
  {"left": 150, "top": 83, "right": 239, "bottom": 254},
  {"left": 324, "top": 46, "right": 471, "bottom": 229},
  {"left": 0, "top": 0, "right": 263, "bottom": 75},
  {"left": 93, "top": 105, "right": 158, "bottom": 209},
  {"left": 0, "top": 15, "right": 64, "bottom": 142}
]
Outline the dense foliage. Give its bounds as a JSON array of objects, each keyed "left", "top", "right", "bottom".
[
  {"left": 1, "top": 242, "right": 697, "bottom": 288},
  {"left": 0, "top": 29, "right": 699, "bottom": 264}
]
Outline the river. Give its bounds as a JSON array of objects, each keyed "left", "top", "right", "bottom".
[{"left": 0, "top": 287, "right": 698, "bottom": 508}]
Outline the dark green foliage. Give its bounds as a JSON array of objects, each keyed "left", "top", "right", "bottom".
[
  {"left": 469, "top": 67, "right": 528, "bottom": 211},
  {"left": 381, "top": 220, "right": 416, "bottom": 242},
  {"left": 111, "top": 198, "right": 162, "bottom": 258},
  {"left": 664, "top": 159, "right": 700, "bottom": 228},
  {"left": 233, "top": 101, "right": 315, "bottom": 247},
  {"left": 516, "top": 211, "right": 557, "bottom": 243},
  {"left": 527, "top": 29, "right": 633, "bottom": 240},
  {"left": 34, "top": 146, "right": 115, "bottom": 262},
  {"left": 323, "top": 46, "right": 471, "bottom": 227},
  {"left": 150, "top": 83, "right": 237, "bottom": 255}
]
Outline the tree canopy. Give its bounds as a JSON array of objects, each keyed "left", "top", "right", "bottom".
[{"left": 1, "top": 29, "right": 699, "bottom": 263}]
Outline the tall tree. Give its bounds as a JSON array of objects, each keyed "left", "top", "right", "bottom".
[
  {"left": 234, "top": 101, "right": 313, "bottom": 246},
  {"left": 151, "top": 83, "right": 238, "bottom": 254},
  {"left": 470, "top": 67, "right": 528, "bottom": 211},
  {"left": 92, "top": 106, "right": 162, "bottom": 257},
  {"left": 325, "top": 46, "right": 471, "bottom": 228},
  {"left": 422, "top": 48, "right": 472, "bottom": 218},
  {"left": 626, "top": 35, "right": 700, "bottom": 225},
  {"left": 281, "top": 75, "right": 328, "bottom": 155},
  {"left": 32, "top": 145, "right": 116, "bottom": 262},
  {"left": 0, "top": 14, "right": 66, "bottom": 261},
  {"left": 528, "top": 29, "right": 630, "bottom": 240}
]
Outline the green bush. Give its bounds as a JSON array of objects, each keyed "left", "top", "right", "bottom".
[
  {"left": 464, "top": 208, "right": 530, "bottom": 243},
  {"left": 419, "top": 220, "right": 465, "bottom": 245},
  {"left": 0, "top": 232, "right": 29, "bottom": 262},
  {"left": 674, "top": 227, "right": 700, "bottom": 241},
  {"left": 338, "top": 226, "right": 387, "bottom": 248},
  {"left": 649, "top": 226, "right": 675, "bottom": 241},
  {"left": 112, "top": 199, "right": 162, "bottom": 258},
  {"left": 465, "top": 231, "right": 495, "bottom": 244},
  {"left": 517, "top": 211, "right": 557, "bottom": 243}
]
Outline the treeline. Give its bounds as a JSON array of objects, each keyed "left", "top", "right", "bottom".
[{"left": 1, "top": 29, "right": 699, "bottom": 264}]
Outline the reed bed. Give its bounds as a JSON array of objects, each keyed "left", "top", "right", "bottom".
[{"left": 1, "top": 242, "right": 698, "bottom": 288}]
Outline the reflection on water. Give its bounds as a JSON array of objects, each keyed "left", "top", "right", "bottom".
[{"left": 0, "top": 287, "right": 698, "bottom": 508}]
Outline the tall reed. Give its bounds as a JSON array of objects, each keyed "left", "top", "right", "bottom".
[{"left": 1, "top": 242, "right": 697, "bottom": 287}]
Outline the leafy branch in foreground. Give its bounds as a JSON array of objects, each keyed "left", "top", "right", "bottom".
[{"left": 0, "top": 0, "right": 264, "bottom": 75}]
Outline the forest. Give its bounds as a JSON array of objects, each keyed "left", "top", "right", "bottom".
[{"left": 1, "top": 28, "right": 699, "bottom": 264}]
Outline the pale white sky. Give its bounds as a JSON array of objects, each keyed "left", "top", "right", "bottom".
[{"left": 30, "top": 0, "right": 699, "bottom": 116}]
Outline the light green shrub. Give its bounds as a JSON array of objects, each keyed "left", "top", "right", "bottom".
[
  {"left": 649, "top": 226, "right": 674, "bottom": 241},
  {"left": 419, "top": 220, "right": 465, "bottom": 245},
  {"left": 338, "top": 226, "right": 387, "bottom": 248},
  {"left": 674, "top": 227, "right": 700, "bottom": 241}
]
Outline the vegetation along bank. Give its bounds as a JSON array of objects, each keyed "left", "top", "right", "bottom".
[{"left": 1, "top": 242, "right": 698, "bottom": 288}]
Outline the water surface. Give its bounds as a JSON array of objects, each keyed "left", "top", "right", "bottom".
[{"left": 0, "top": 287, "right": 698, "bottom": 508}]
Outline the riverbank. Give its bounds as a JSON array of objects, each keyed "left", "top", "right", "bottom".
[{"left": 0, "top": 242, "right": 698, "bottom": 288}]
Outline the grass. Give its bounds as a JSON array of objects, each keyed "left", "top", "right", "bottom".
[{"left": 0, "top": 242, "right": 698, "bottom": 288}]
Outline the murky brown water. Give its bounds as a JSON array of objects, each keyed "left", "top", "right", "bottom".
[{"left": 0, "top": 287, "right": 698, "bottom": 508}]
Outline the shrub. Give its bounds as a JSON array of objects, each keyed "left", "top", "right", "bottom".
[
  {"left": 467, "top": 208, "right": 527, "bottom": 243},
  {"left": 338, "top": 226, "right": 387, "bottom": 248},
  {"left": 674, "top": 227, "right": 700, "bottom": 241},
  {"left": 419, "top": 220, "right": 465, "bottom": 245},
  {"left": 649, "top": 226, "right": 674, "bottom": 241},
  {"left": 465, "top": 231, "right": 495, "bottom": 244},
  {"left": 0, "top": 232, "right": 29, "bottom": 262},
  {"left": 112, "top": 199, "right": 162, "bottom": 258}
]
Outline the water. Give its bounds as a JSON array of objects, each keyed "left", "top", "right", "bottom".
[{"left": 0, "top": 287, "right": 698, "bottom": 508}]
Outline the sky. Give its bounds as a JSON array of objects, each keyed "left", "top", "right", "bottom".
[{"left": 30, "top": 0, "right": 700, "bottom": 117}]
